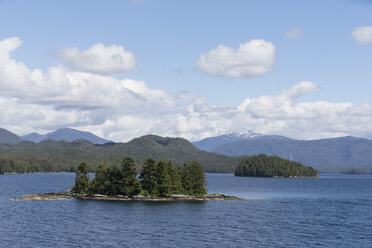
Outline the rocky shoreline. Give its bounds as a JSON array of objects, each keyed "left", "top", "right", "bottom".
[{"left": 14, "top": 191, "right": 244, "bottom": 201}]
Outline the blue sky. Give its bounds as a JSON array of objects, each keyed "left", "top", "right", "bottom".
[{"left": 0, "top": 0, "right": 372, "bottom": 141}]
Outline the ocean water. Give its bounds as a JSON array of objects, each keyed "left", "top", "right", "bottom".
[{"left": 0, "top": 173, "right": 371, "bottom": 247}]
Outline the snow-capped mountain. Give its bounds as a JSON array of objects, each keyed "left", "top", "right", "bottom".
[{"left": 192, "top": 130, "right": 290, "bottom": 152}]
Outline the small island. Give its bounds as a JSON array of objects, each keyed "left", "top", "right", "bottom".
[
  {"left": 235, "top": 154, "right": 318, "bottom": 178},
  {"left": 18, "top": 157, "right": 242, "bottom": 201}
]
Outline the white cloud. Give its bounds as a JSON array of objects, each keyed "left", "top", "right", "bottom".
[
  {"left": 0, "top": 37, "right": 172, "bottom": 111},
  {"left": 57, "top": 43, "right": 136, "bottom": 75},
  {"left": 352, "top": 26, "right": 372, "bottom": 45},
  {"left": 1, "top": 37, "right": 372, "bottom": 142},
  {"left": 196, "top": 39, "right": 275, "bottom": 78},
  {"left": 285, "top": 27, "right": 304, "bottom": 39}
]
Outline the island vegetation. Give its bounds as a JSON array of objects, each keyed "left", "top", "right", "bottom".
[
  {"left": 235, "top": 154, "right": 318, "bottom": 177},
  {"left": 72, "top": 157, "right": 207, "bottom": 197},
  {"left": 16, "top": 157, "right": 243, "bottom": 201}
]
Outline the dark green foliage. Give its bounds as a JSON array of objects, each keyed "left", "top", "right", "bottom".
[
  {"left": 157, "top": 160, "right": 173, "bottom": 196},
  {"left": 88, "top": 164, "right": 110, "bottom": 194},
  {"left": 72, "top": 162, "right": 90, "bottom": 193},
  {"left": 118, "top": 157, "right": 141, "bottom": 196},
  {"left": 139, "top": 158, "right": 159, "bottom": 195},
  {"left": 235, "top": 154, "right": 318, "bottom": 178},
  {"left": 139, "top": 158, "right": 207, "bottom": 196},
  {"left": 170, "top": 163, "right": 183, "bottom": 194},
  {"left": 182, "top": 161, "right": 207, "bottom": 195},
  {"left": 105, "top": 167, "right": 122, "bottom": 195},
  {"left": 79, "top": 157, "right": 208, "bottom": 197}
]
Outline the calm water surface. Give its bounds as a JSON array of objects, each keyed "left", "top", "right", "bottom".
[{"left": 0, "top": 173, "right": 371, "bottom": 247}]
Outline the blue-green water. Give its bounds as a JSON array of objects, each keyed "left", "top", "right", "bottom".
[{"left": 0, "top": 173, "right": 371, "bottom": 247}]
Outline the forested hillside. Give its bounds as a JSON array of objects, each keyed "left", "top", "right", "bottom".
[{"left": 0, "top": 135, "right": 241, "bottom": 174}]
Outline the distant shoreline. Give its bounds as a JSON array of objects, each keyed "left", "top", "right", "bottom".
[{"left": 2, "top": 171, "right": 74, "bottom": 175}]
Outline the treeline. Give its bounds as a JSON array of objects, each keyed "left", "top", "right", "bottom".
[
  {"left": 72, "top": 157, "right": 207, "bottom": 196},
  {"left": 235, "top": 154, "right": 318, "bottom": 177},
  {"left": 0, "top": 157, "right": 66, "bottom": 174}
]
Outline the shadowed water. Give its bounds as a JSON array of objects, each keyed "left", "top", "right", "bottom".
[{"left": 0, "top": 173, "right": 371, "bottom": 247}]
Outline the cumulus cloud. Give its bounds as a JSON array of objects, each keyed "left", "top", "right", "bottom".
[
  {"left": 56, "top": 43, "right": 136, "bottom": 75},
  {"left": 285, "top": 27, "right": 304, "bottom": 39},
  {"left": 196, "top": 39, "right": 275, "bottom": 78},
  {"left": 352, "top": 26, "right": 372, "bottom": 45},
  {"left": 1, "top": 37, "right": 372, "bottom": 142},
  {"left": 0, "top": 37, "right": 171, "bottom": 111}
]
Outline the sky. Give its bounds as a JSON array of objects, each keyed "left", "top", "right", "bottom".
[{"left": 0, "top": 0, "right": 372, "bottom": 142}]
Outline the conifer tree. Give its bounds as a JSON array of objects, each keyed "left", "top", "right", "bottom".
[
  {"left": 72, "top": 162, "right": 90, "bottom": 194},
  {"left": 139, "top": 158, "right": 159, "bottom": 195},
  {"left": 170, "top": 162, "right": 183, "bottom": 194},
  {"left": 119, "top": 157, "right": 141, "bottom": 196},
  {"left": 88, "top": 163, "right": 109, "bottom": 195},
  {"left": 182, "top": 161, "right": 207, "bottom": 195},
  {"left": 106, "top": 167, "right": 121, "bottom": 195},
  {"left": 157, "top": 160, "right": 173, "bottom": 196}
]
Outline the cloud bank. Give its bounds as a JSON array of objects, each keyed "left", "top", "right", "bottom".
[
  {"left": 196, "top": 39, "right": 275, "bottom": 78},
  {"left": 1, "top": 37, "right": 372, "bottom": 142},
  {"left": 352, "top": 26, "right": 372, "bottom": 45}
]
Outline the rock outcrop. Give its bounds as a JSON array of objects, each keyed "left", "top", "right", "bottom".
[{"left": 14, "top": 191, "right": 244, "bottom": 201}]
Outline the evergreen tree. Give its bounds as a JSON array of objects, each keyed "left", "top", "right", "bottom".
[
  {"left": 72, "top": 162, "right": 90, "bottom": 194},
  {"left": 182, "top": 161, "right": 207, "bottom": 195},
  {"left": 119, "top": 157, "right": 141, "bottom": 196},
  {"left": 170, "top": 162, "right": 183, "bottom": 194},
  {"left": 157, "top": 160, "right": 173, "bottom": 196},
  {"left": 106, "top": 167, "right": 122, "bottom": 195},
  {"left": 139, "top": 158, "right": 159, "bottom": 195},
  {"left": 88, "top": 163, "right": 109, "bottom": 195}
]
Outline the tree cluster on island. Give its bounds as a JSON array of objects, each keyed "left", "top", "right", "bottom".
[
  {"left": 235, "top": 154, "right": 318, "bottom": 177},
  {"left": 72, "top": 157, "right": 207, "bottom": 197}
]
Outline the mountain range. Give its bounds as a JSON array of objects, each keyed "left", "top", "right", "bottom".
[
  {"left": 0, "top": 128, "right": 112, "bottom": 145},
  {"left": 192, "top": 131, "right": 372, "bottom": 173},
  {"left": 1, "top": 127, "right": 372, "bottom": 173},
  {"left": 192, "top": 130, "right": 290, "bottom": 151}
]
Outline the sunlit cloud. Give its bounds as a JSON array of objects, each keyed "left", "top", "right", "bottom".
[{"left": 196, "top": 39, "right": 275, "bottom": 78}]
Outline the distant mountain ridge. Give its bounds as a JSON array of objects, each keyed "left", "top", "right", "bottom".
[
  {"left": 21, "top": 128, "right": 112, "bottom": 144},
  {"left": 2, "top": 126, "right": 372, "bottom": 173},
  {"left": 192, "top": 130, "right": 290, "bottom": 152},
  {"left": 195, "top": 133, "right": 372, "bottom": 173},
  {"left": 0, "top": 128, "right": 22, "bottom": 145}
]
